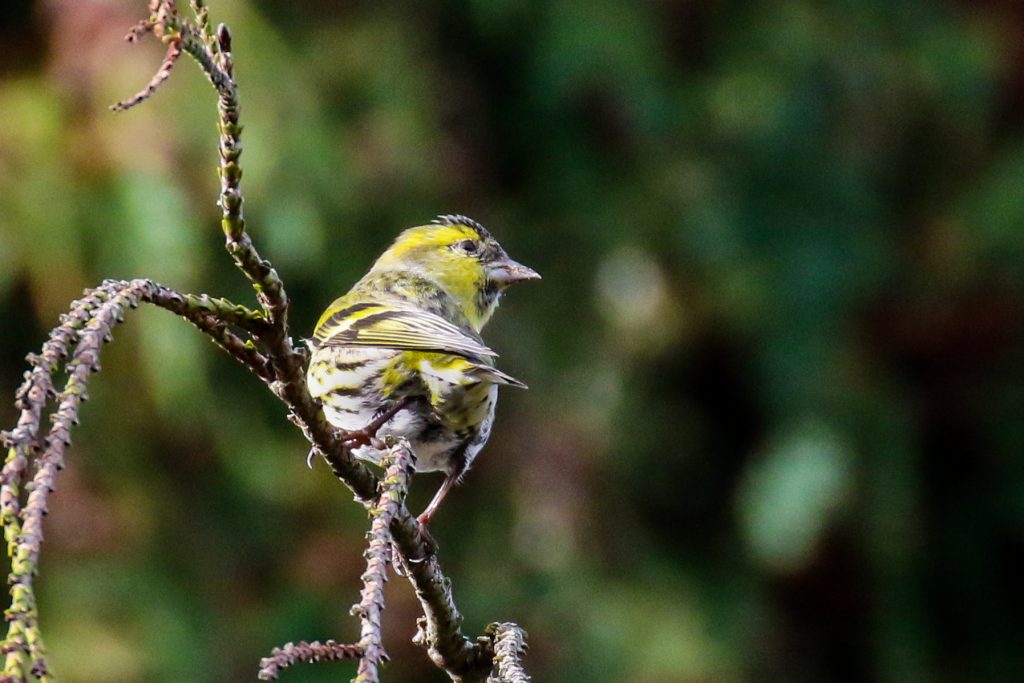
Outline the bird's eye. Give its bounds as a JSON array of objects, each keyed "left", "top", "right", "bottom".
[{"left": 457, "top": 239, "right": 478, "bottom": 254}]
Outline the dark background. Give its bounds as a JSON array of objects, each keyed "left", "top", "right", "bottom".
[{"left": 2, "top": 0, "right": 1024, "bottom": 680}]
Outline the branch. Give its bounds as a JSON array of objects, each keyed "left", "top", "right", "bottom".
[
  {"left": 351, "top": 442, "right": 416, "bottom": 682},
  {"left": 110, "top": 38, "right": 183, "bottom": 112},
  {"left": 0, "top": 278, "right": 272, "bottom": 679},
  {"left": 3, "top": 280, "right": 153, "bottom": 679},
  {"left": 140, "top": 281, "right": 275, "bottom": 383},
  {"left": 255, "top": 443, "right": 414, "bottom": 681},
  {"left": 2, "top": 285, "right": 113, "bottom": 555},
  {"left": 257, "top": 640, "right": 363, "bottom": 680},
  {"left": 485, "top": 624, "right": 530, "bottom": 683},
  {"left": 401, "top": 524, "right": 494, "bottom": 682},
  {"left": 114, "top": 1, "right": 288, "bottom": 330},
  {"left": 115, "top": 1, "right": 381, "bottom": 501},
  {"left": 154, "top": 5, "right": 370, "bottom": 497}
]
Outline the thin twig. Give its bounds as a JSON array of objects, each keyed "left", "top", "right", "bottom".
[
  {"left": 0, "top": 282, "right": 125, "bottom": 679},
  {"left": 124, "top": 18, "right": 155, "bottom": 43},
  {"left": 3, "top": 280, "right": 152, "bottom": 680},
  {"left": 257, "top": 640, "right": 363, "bottom": 680},
  {"left": 485, "top": 624, "right": 530, "bottom": 683},
  {"left": 139, "top": 281, "right": 275, "bottom": 382},
  {"left": 351, "top": 442, "right": 416, "bottom": 682},
  {"left": 1, "top": 285, "right": 112, "bottom": 549},
  {"left": 0, "top": 278, "right": 273, "bottom": 679},
  {"left": 110, "top": 38, "right": 183, "bottom": 112}
]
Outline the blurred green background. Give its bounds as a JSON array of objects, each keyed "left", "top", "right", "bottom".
[{"left": 3, "top": 0, "right": 1024, "bottom": 680}]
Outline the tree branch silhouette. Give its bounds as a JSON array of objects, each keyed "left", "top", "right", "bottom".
[{"left": 1, "top": 1, "right": 530, "bottom": 681}]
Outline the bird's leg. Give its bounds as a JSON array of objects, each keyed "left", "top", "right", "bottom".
[
  {"left": 343, "top": 396, "right": 413, "bottom": 449},
  {"left": 417, "top": 473, "right": 458, "bottom": 527}
]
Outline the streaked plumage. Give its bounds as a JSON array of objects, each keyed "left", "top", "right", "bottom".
[{"left": 307, "top": 215, "right": 539, "bottom": 525}]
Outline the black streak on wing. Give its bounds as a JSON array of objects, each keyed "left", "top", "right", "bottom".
[{"left": 320, "top": 307, "right": 498, "bottom": 360}]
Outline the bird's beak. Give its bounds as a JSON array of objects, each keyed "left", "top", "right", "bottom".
[{"left": 488, "top": 258, "right": 541, "bottom": 285}]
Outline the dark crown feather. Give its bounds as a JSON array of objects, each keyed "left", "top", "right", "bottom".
[{"left": 432, "top": 214, "right": 492, "bottom": 239}]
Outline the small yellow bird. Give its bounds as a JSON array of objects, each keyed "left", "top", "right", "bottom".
[{"left": 307, "top": 216, "right": 540, "bottom": 525}]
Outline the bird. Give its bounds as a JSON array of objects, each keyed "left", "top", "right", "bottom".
[{"left": 306, "top": 215, "right": 540, "bottom": 526}]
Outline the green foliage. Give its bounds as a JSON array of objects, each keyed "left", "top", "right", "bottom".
[{"left": 3, "top": 0, "right": 1024, "bottom": 680}]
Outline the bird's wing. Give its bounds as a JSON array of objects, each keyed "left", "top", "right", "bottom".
[{"left": 314, "top": 302, "right": 497, "bottom": 359}]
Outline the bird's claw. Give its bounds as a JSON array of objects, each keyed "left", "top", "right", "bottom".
[
  {"left": 341, "top": 397, "right": 413, "bottom": 451},
  {"left": 342, "top": 429, "right": 386, "bottom": 452}
]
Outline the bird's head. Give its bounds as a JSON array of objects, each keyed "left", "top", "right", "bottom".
[{"left": 370, "top": 215, "right": 540, "bottom": 330}]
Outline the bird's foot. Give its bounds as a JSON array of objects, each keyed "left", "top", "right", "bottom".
[
  {"left": 341, "top": 396, "right": 413, "bottom": 451},
  {"left": 340, "top": 428, "right": 381, "bottom": 451}
]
